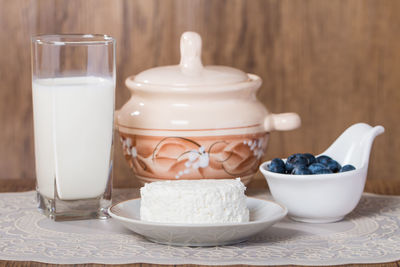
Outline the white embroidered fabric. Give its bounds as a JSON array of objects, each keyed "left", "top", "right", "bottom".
[{"left": 1, "top": 190, "right": 400, "bottom": 265}]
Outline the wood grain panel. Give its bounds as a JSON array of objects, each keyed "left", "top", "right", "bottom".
[
  {"left": 0, "top": 0, "right": 36, "bottom": 179},
  {"left": 0, "top": 0, "right": 399, "bottom": 188}
]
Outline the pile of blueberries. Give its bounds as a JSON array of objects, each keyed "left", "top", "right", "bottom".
[{"left": 267, "top": 153, "right": 356, "bottom": 175}]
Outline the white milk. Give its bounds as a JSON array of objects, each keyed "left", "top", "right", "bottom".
[{"left": 33, "top": 76, "right": 114, "bottom": 200}]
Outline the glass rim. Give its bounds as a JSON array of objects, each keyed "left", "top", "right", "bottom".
[{"left": 31, "top": 34, "right": 115, "bottom": 46}]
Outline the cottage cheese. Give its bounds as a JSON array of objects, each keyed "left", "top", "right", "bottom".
[{"left": 140, "top": 179, "right": 249, "bottom": 223}]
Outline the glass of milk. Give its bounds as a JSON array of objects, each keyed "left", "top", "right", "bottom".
[{"left": 31, "top": 34, "right": 115, "bottom": 220}]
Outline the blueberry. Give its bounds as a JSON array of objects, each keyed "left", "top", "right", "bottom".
[
  {"left": 285, "top": 161, "right": 308, "bottom": 173},
  {"left": 286, "top": 154, "right": 307, "bottom": 171},
  {"left": 316, "top": 155, "right": 333, "bottom": 166},
  {"left": 287, "top": 153, "right": 302, "bottom": 163},
  {"left": 308, "top": 163, "right": 329, "bottom": 174},
  {"left": 268, "top": 158, "right": 286, "bottom": 173},
  {"left": 303, "top": 153, "right": 316, "bottom": 165},
  {"left": 284, "top": 161, "right": 295, "bottom": 173},
  {"left": 340, "top": 164, "right": 356, "bottom": 172},
  {"left": 313, "top": 168, "right": 333, "bottom": 174},
  {"left": 287, "top": 153, "right": 308, "bottom": 164},
  {"left": 292, "top": 166, "right": 312, "bottom": 175},
  {"left": 271, "top": 158, "right": 285, "bottom": 168},
  {"left": 285, "top": 154, "right": 308, "bottom": 172},
  {"left": 326, "top": 160, "right": 341, "bottom": 173}
]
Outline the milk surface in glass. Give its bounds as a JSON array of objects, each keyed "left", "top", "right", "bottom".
[{"left": 32, "top": 76, "right": 114, "bottom": 200}]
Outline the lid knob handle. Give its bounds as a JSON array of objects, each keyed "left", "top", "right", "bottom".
[{"left": 179, "top": 32, "right": 203, "bottom": 76}]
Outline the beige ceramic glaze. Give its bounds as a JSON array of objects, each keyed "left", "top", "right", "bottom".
[{"left": 117, "top": 32, "right": 301, "bottom": 184}]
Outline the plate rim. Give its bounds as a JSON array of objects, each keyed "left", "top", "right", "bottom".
[{"left": 108, "top": 197, "right": 288, "bottom": 228}]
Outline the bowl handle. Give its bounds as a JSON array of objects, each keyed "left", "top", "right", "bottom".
[{"left": 264, "top": 113, "right": 301, "bottom": 131}]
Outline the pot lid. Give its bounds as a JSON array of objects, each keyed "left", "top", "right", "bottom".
[{"left": 133, "top": 32, "right": 249, "bottom": 87}]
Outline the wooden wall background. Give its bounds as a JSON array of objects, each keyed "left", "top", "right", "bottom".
[{"left": 0, "top": 0, "right": 399, "bottom": 188}]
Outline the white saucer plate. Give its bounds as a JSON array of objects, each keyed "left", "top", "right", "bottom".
[{"left": 108, "top": 197, "right": 287, "bottom": 246}]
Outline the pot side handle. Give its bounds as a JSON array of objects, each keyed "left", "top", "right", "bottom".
[{"left": 264, "top": 112, "right": 301, "bottom": 132}]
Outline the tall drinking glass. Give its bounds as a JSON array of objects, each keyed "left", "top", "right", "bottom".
[{"left": 31, "top": 34, "right": 115, "bottom": 220}]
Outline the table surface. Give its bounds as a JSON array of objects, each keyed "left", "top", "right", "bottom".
[{"left": 1, "top": 178, "right": 400, "bottom": 267}]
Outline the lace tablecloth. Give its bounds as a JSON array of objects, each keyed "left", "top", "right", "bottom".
[{"left": 1, "top": 190, "right": 400, "bottom": 265}]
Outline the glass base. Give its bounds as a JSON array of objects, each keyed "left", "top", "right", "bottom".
[{"left": 37, "top": 192, "right": 111, "bottom": 221}]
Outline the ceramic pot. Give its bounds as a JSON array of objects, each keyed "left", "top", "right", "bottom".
[{"left": 117, "top": 32, "right": 301, "bottom": 184}]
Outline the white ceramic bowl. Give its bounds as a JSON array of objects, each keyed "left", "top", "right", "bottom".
[
  {"left": 260, "top": 160, "right": 367, "bottom": 223},
  {"left": 259, "top": 123, "right": 384, "bottom": 223}
]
